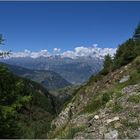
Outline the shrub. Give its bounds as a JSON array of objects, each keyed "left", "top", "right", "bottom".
[
  {"left": 82, "top": 97, "right": 102, "bottom": 113},
  {"left": 101, "top": 92, "right": 110, "bottom": 104},
  {"left": 82, "top": 92, "right": 111, "bottom": 113},
  {"left": 88, "top": 74, "right": 103, "bottom": 84},
  {"left": 123, "top": 120, "right": 139, "bottom": 130},
  {"left": 63, "top": 126, "right": 85, "bottom": 139},
  {"left": 128, "top": 94, "right": 140, "bottom": 103},
  {"left": 112, "top": 102, "right": 123, "bottom": 113}
]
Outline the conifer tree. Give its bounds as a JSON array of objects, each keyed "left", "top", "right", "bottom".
[
  {"left": 113, "top": 39, "right": 136, "bottom": 69},
  {"left": 133, "top": 22, "right": 140, "bottom": 41},
  {"left": 0, "top": 34, "right": 10, "bottom": 57},
  {"left": 100, "top": 54, "right": 113, "bottom": 75}
]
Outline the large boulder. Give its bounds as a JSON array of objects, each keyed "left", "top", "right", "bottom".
[
  {"left": 122, "top": 84, "right": 140, "bottom": 94},
  {"left": 119, "top": 75, "right": 130, "bottom": 83},
  {"left": 104, "top": 130, "right": 118, "bottom": 139}
]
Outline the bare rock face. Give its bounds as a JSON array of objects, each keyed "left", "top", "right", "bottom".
[
  {"left": 104, "top": 130, "right": 118, "bottom": 139},
  {"left": 119, "top": 75, "right": 130, "bottom": 83},
  {"left": 122, "top": 84, "right": 140, "bottom": 94},
  {"left": 106, "top": 116, "right": 120, "bottom": 124},
  {"left": 70, "top": 114, "right": 92, "bottom": 127},
  {"left": 51, "top": 103, "right": 73, "bottom": 129}
]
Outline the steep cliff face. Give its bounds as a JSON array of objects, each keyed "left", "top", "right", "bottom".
[{"left": 48, "top": 56, "right": 140, "bottom": 139}]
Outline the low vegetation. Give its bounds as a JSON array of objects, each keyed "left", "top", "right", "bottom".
[
  {"left": 80, "top": 91, "right": 111, "bottom": 114},
  {"left": 128, "top": 94, "right": 140, "bottom": 103}
]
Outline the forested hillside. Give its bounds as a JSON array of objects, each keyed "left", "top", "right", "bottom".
[{"left": 0, "top": 65, "right": 57, "bottom": 138}]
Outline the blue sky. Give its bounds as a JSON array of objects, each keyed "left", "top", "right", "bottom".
[{"left": 0, "top": 1, "right": 140, "bottom": 52}]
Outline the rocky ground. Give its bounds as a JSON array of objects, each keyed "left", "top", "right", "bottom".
[{"left": 48, "top": 57, "right": 140, "bottom": 139}]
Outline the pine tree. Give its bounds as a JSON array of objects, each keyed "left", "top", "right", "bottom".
[
  {"left": 0, "top": 34, "right": 10, "bottom": 57},
  {"left": 113, "top": 39, "right": 136, "bottom": 69},
  {"left": 133, "top": 22, "right": 140, "bottom": 41},
  {"left": 100, "top": 54, "right": 113, "bottom": 75}
]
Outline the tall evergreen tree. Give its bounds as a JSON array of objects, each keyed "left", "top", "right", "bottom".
[
  {"left": 0, "top": 34, "right": 10, "bottom": 57},
  {"left": 133, "top": 22, "right": 140, "bottom": 41},
  {"left": 100, "top": 54, "right": 113, "bottom": 75},
  {"left": 113, "top": 39, "right": 136, "bottom": 69}
]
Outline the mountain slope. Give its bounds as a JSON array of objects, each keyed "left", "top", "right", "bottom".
[
  {"left": 0, "top": 65, "right": 57, "bottom": 138},
  {"left": 48, "top": 56, "right": 140, "bottom": 139},
  {"left": 0, "top": 62, "right": 71, "bottom": 90},
  {"left": 1, "top": 56, "right": 103, "bottom": 84}
]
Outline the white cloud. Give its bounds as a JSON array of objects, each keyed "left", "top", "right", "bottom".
[
  {"left": 92, "top": 44, "right": 98, "bottom": 47},
  {"left": 11, "top": 49, "right": 49, "bottom": 58},
  {"left": 62, "top": 50, "right": 75, "bottom": 59},
  {"left": 53, "top": 48, "right": 61, "bottom": 53},
  {"left": 10, "top": 44, "right": 117, "bottom": 59},
  {"left": 61, "top": 46, "right": 117, "bottom": 59}
]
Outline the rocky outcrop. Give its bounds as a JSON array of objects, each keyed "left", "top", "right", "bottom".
[
  {"left": 106, "top": 116, "right": 120, "bottom": 124},
  {"left": 48, "top": 59, "right": 140, "bottom": 139},
  {"left": 119, "top": 75, "right": 130, "bottom": 83},
  {"left": 104, "top": 130, "right": 118, "bottom": 139},
  {"left": 122, "top": 84, "right": 140, "bottom": 94}
]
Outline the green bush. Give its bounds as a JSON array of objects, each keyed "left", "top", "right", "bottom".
[
  {"left": 123, "top": 120, "right": 139, "bottom": 130},
  {"left": 82, "top": 92, "right": 111, "bottom": 113},
  {"left": 88, "top": 74, "right": 103, "bottom": 84},
  {"left": 61, "top": 126, "right": 85, "bottom": 139},
  {"left": 101, "top": 92, "right": 110, "bottom": 104},
  {"left": 82, "top": 97, "right": 102, "bottom": 113},
  {"left": 112, "top": 102, "right": 123, "bottom": 113},
  {"left": 128, "top": 94, "right": 140, "bottom": 103},
  {"left": 132, "top": 56, "right": 140, "bottom": 73}
]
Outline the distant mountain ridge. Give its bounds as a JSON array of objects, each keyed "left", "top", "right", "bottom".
[
  {"left": 1, "top": 55, "right": 103, "bottom": 84},
  {"left": 0, "top": 62, "right": 71, "bottom": 90}
]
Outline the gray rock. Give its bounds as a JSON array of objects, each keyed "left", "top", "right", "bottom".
[
  {"left": 122, "top": 84, "right": 140, "bottom": 94},
  {"left": 70, "top": 114, "right": 91, "bottom": 127},
  {"left": 106, "top": 116, "right": 119, "bottom": 124},
  {"left": 104, "top": 130, "right": 118, "bottom": 139},
  {"left": 119, "top": 75, "right": 130, "bottom": 83}
]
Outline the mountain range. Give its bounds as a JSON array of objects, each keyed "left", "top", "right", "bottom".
[
  {"left": 1, "top": 55, "right": 103, "bottom": 84},
  {"left": 0, "top": 62, "right": 71, "bottom": 90}
]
